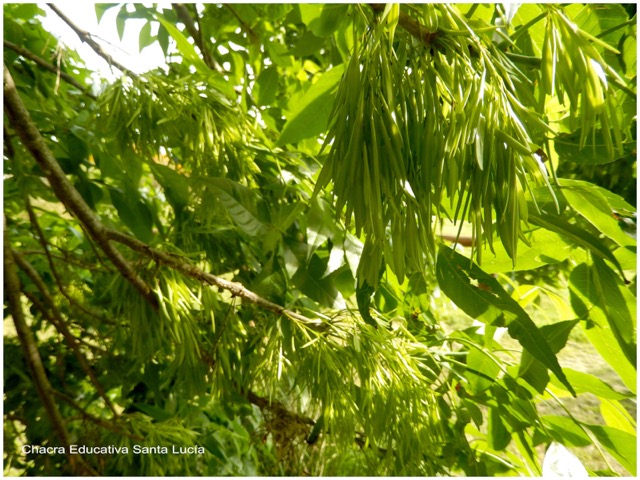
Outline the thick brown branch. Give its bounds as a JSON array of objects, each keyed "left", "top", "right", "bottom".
[
  {"left": 3, "top": 218, "right": 97, "bottom": 476},
  {"left": 4, "top": 65, "right": 158, "bottom": 309},
  {"left": 13, "top": 248, "right": 118, "bottom": 417},
  {"left": 105, "top": 228, "right": 326, "bottom": 329},
  {"left": 3, "top": 40, "right": 97, "bottom": 99},
  {"left": 172, "top": 3, "right": 219, "bottom": 70},
  {"left": 46, "top": 4, "right": 138, "bottom": 79}
]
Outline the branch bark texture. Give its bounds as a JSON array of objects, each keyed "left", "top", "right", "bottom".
[
  {"left": 3, "top": 219, "right": 97, "bottom": 476},
  {"left": 3, "top": 65, "right": 157, "bottom": 308}
]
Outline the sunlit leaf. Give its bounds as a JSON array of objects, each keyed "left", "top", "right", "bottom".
[
  {"left": 277, "top": 65, "right": 345, "bottom": 145},
  {"left": 436, "top": 246, "right": 575, "bottom": 395}
]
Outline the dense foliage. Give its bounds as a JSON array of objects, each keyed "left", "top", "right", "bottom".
[{"left": 3, "top": 3, "right": 637, "bottom": 476}]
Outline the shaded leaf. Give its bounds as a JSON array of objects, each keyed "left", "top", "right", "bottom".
[
  {"left": 529, "top": 211, "right": 625, "bottom": 277},
  {"left": 518, "top": 320, "right": 578, "bottom": 393},
  {"left": 542, "top": 415, "right": 592, "bottom": 447},
  {"left": 277, "top": 65, "right": 345, "bottom": 145},
  {"left": 436, "top": 245, "right": 575, "bottom": 395},
  {"left": 292, "top": 255, "right": 341, "bottom": 308},
  {"left": 560, "top": 178, "right": 636, "bottom": 248},
  {"left": 109, "top": 186, "right": 154, "bottom": 243},
  {"left": 585, "top": 424, "right": 636, "bottom": 475},
  {"left": 198, "top": 178, "right": 267, "bottom": 236},
  {"left": 570, "top": 260, "right": 636, "bottom": 370},
  {"left": 298, "top": 4, "right": 349, "bottom": 37}
]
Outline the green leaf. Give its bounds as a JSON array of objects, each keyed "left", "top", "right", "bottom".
[
  {"left": 254, "top": 67, "right": 279, "bottom": 107},
  {"left": 356, "top": 280, "right": 376, "bottom": 327},
  {"left": 138, "top": 22, "right": 154, "bottom": 52},
  {"left": 155, "top": 14, "right": 209, "bottom": 72},
  {"left": 585, "top": 424, "right": 636, "bottom": 475},
  {"left": 109, "top": 187, "right": 154, "bottom": 243},
  {"left": 292, "top": 255, "right": 341, "bottom": 308},
  {"left": 298, "top": 4, "right": 349, "bottom": 37},
  {"left": 74, "top": 178, "right": 103, "bottom": 210},
  {"left": 198, "top": 178, "right": 267, "bottom": 237},
  {"left": 116, "top": 8, "right": 127, "bottom": 42},
  {"left": 277, "top": 64, "right": 345, "bottom": 146},
  {"left": 95, "top": 4, "right": 119, "bottom": 24},
  {"left": 518, "top": 320, "right": 578, "bottom": 393},
  {"left": 555, "top": 129, "right": 634, "bottom": 164},
  {"left": 305, "top": 197, "right": 337, "bottom": 261},
  {"left": 529, "top": 211, "right": 625, "bottom": 277},
  {"left": 570, "top": 260, "right": 636, "bottom": 370},
  {"left": 550, "top": 368, "right": 632, "bottom": 400},
  {"left": 466, "top": 347, "right": 501, "bottom": 394},
  {"left": 542, "top": 415, "right": 592, "bottom": 447},
  {"left": 477, "top": 227, "right": 574, "bottom": 273},
  {"left": 488, "top": 407, "right": 511, "bottom": 450},
  {"left": 559, "top": 179, "right": 636, "bottom": 248},
  {"left": 600, "top": 399, "right": 636, "bottom": 434},
  {"left": 132, "top": 403, "right": 173, "bottom": 422},
  {"left": 149, "top": 164, "right": 190, "bottom": 210},
  {"left": 157, "top": 24, "right": 169, "bottom": 56},
  {"left": 436, "top": 245, "right": 575, "bottom": 395}
]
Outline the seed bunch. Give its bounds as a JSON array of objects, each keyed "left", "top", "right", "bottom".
[
  {"left": 317, "top": 5, "right": 558, "bottom": 286},
  {"left": 541, "top": 7, "right": 624, "bottom": 158}
]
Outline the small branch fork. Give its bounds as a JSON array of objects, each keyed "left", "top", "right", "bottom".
[
  {"left": 46, "top": 4, "right": 138, "bottom": 79},
  {"left": 3, "top": 40, "right": 97, "bottom": 99}
]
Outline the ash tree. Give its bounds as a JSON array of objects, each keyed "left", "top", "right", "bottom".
[{"left": 3, "top": 3, "right": 637, "bottom": 476}]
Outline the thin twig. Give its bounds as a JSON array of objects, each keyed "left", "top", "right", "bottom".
[
  {"left": 172, "top": 3, "right": 219, "bottom": 70},
  {"left": 4, "top": 65, "right": 158, "bottom": 309},
  {"left": 53, "top": 391, "right": 143, "bottom": 442},
  {"left": 13, "top": 248, "right": 119, "bottom": 417},
  {"left": 46, "top": 4, "right": 138, "bottom": 79},
  {"left": 4, "top": 40, "right": 97, "bottom": 99},
  {"left": 3, "top": 217, "right": 97, "bottom": 476},
  {"left": 106, "top": 228, "right": 327, "bottom": 329},
  {"left": 25, "top": 197, "right": 106, "bottom": 321},
  {"left": 225, "top": 4, "right": 259, "bottom": 44},
  {"left": 368, "top": 4, "right": 439, "bottom": 45},
  {"left": 247, "top": 389, "right": 315, "bottom": 426}
]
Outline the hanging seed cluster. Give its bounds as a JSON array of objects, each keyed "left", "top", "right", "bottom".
[
  {"left": 317, "top": 5, "right": 563, "bottom": 286},
  {"left": 541, "top": 7, "right": 624, "bottom": 158}
]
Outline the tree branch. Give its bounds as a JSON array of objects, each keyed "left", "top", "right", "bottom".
[
  {"left": 13, "top": 248, "right": 118, "bottom": 417},
  {"left": 46, "top": 4, "right": 138, "bottom": 79},
  {"left": 172, "top": 3, "right": 219, "bottom": 70},
  {"left": 4, "top": 65, "right": 158, "bottom": 309},
  {"left": 25, "top": 197, "right": 106, "bottom": 321},
  {"left": 3, "top": 40, "right": 97, "bottom": 99},
  {"left": 247, "top": 389, "right": 315, "bottom": 427},
  {"left": 3, "top": 217, "right": 97, "bottom": 476},
  {"left": 4, "top": 64, "right": 325, "bottom": 331},
  {"left": 53, "top": 391, "right": 143, "bottom": 442},
  {"left": 105, "top": 228, "right": 326, "bottom": 329},
  {"left": 224, "top": 4, "right": 259, "bottom": 44}
]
